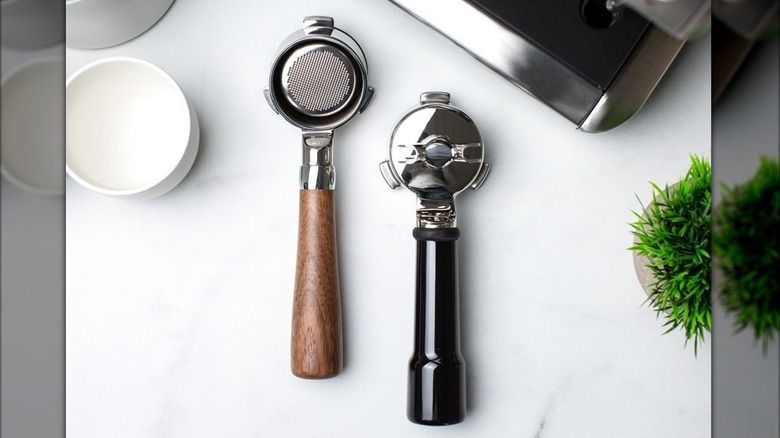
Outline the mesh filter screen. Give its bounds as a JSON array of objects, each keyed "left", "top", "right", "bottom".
[{"left": 285, "top": 48, "right": 353, "bottom": 115}]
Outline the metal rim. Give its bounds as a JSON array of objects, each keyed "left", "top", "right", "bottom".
[{"left": 268, "top": 36, "right": 367, "bottom": 131}]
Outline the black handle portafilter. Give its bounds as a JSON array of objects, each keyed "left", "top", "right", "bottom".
[
  {"left": 408, "top": 227, "right": 466, "bottom": 426},
  {"left": 381, "top": 92, "right": 488, "bottom": 426}
]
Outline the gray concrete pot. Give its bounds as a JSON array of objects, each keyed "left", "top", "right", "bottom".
[{"left": 631, "top": 182, "right": 680, "bottom": 300}]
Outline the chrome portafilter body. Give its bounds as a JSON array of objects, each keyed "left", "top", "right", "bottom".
[
  {"left": 381, "top": 92, "right": 489, "bottom": 425},
  {"left": 381, "top": 92, "right": 489, "bottom": 228},
  {"left": 265, "top": 17, "right": 373, "bottom": 379}
]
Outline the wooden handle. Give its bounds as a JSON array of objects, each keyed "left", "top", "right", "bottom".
[{"left": 291, "top": 189, "right": 343, "bottom": 378}]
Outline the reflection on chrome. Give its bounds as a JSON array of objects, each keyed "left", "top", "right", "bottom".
[{"left": 381, "top": 92, "right": 488, "bottom": 228}]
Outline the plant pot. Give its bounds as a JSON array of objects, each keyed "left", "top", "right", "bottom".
[
  {"left": 631, "top": 182, "right": 679, "bottom": 300},
  {"left": 632, "top": 242, "right": 656, "bottom": 298}
]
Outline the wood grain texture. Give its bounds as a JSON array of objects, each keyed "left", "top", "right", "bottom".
[{"left": 291, "top": 189, "right": 343, "bottom": 378}]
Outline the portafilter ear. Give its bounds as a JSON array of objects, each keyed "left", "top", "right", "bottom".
[
  {"left": 263, "top": 17, "right": 374, "bottom": 380},
  {"left": 265, "top": 16, "right": 373, "bottom": 131}
]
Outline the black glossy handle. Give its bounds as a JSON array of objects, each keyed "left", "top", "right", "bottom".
[{"left": 408, "top": 227, "right": 466, "bottom": 426}]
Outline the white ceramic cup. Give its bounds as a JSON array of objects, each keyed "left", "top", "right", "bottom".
[
  {"left": 66, "top": 0, "right": 175, "bottom": 49},
  {"left": 66, "top": 57, "right": 199, "bottom": 199},
  {"left": 1, "top": 57, "right": 65, "bottom": 196}
]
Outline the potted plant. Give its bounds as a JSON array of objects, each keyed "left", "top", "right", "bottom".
[
  {"left": 713, "top": 156, "right": 780, "bottom": 352},
  {"left": 629, "top": 155, "right": 712, "bottom": 354}
]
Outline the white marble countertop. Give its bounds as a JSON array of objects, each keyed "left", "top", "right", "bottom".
[{"left": 65, "top": 1, "right": 711, "bottom": 436}]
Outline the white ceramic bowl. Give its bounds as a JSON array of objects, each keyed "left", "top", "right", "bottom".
[
  {"left": 66, "top": 0, "right": 175, "bottom": 49},
  {"left": 1, "top": 57, "right": 65, "bottom": 196},
  {"left": 66, "top": 57, "right": 199, "bottom": 199}
]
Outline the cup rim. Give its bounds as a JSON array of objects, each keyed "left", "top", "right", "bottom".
[
  {"left": 65, "top": 56, "right": 197, "bottom": 198},
  {"left": 65, "top": 0, "right": 175, "bottom": 49}
]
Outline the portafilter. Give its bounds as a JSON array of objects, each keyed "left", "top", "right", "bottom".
[
  {"left": 264, "top": 16, "right": 374, "bottom": 379},
  {"left": 379, "top": 92, "right": 489, "bottom": 425}
]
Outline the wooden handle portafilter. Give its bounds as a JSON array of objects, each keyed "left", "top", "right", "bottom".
[
  {"left": 291, "top": 189, "right": 343, "bottom": 378},
  {"left": 265, "top": 17, "right": 374, "bottom": 380}
]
